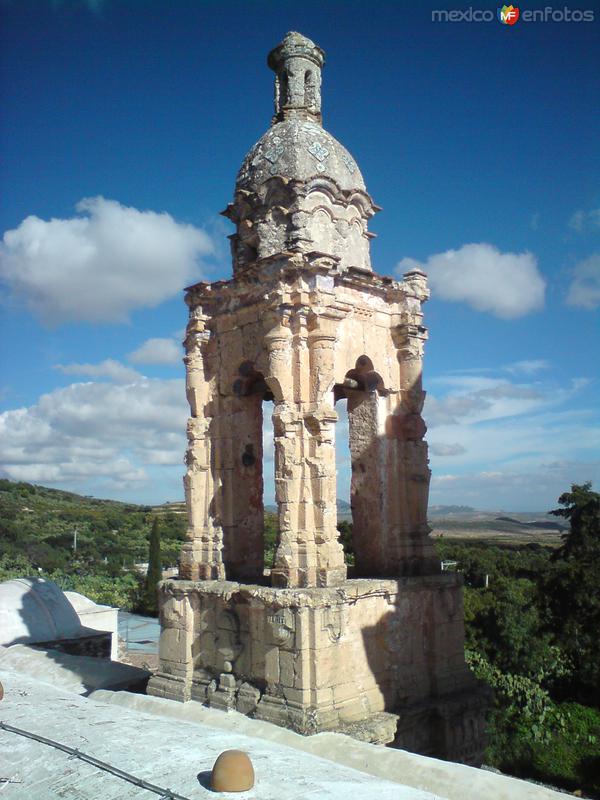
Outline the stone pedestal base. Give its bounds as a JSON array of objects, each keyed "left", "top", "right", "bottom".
[{"left": 147, "top": 575, "right": 487, "bottom": 764}]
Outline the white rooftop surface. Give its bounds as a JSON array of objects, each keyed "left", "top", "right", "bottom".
[{"left": 0, "top": 646, "right": 567, "bottom": 800}]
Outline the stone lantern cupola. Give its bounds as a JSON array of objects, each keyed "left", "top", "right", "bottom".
[
  {"left": 267, "top": 31, "right": 324, "bottom": 124},
  {"left": 149, "top": 32, "right": 487, "bottom": 766}
]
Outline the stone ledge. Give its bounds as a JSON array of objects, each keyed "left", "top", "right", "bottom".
[{"left": 159, "top": 574, "right": 462, "bottom": 606}]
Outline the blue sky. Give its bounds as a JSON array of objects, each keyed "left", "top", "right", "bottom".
[{"left": 1, "top": 0, "right": 599, "bottom": 511}]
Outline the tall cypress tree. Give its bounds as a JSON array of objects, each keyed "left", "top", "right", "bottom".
[{"left": 143, "top": 517, "right": 162, "bottom": 616}]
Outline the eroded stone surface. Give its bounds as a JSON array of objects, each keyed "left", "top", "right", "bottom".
[
  {"left": 149, "top": 577, "right": 486, "bottom": 763},
  {"left": 150, "top": 31, "right": 487, "bottom": 766}
]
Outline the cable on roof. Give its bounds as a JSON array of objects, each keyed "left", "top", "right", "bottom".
[{"left": 0, "top": 721, "right": 194, "bottom": 800}]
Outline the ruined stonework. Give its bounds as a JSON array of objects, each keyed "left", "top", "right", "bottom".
[{"left": 148, "top": 31, "right": 487, "bottom": 765}]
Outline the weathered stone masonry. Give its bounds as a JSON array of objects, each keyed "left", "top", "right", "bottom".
[{"left": 148, "top": 31, "right": 486, "bottom": 765}]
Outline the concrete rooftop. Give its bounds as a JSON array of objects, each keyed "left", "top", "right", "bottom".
[{"left": 0, "top": 645, "right": 567, "bottom": 800}]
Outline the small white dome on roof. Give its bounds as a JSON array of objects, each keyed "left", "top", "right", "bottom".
[{"left": 0, "top": 578, "right": 85, "bottom": 647}]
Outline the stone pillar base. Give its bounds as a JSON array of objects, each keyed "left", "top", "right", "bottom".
[
  {"left": 148, "top": 576, "right": 487, "bottom": 763},
  {"left": 147, "top": 672, "right": 191, "bottom": 703}
]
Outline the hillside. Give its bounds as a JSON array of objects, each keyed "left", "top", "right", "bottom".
[
  {"left": 0, "top": 479, "right": 186, "bottom": 574},
  {"left": 0, "top": 478, "right": 568, "bottom": 574}
]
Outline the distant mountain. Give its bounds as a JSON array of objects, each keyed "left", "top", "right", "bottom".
[
  {"left": 265, "top": 498, "right": 352, "bottom": 515},
  {"left": 428, "top": 505, "right": 476, "bottom": 516}
]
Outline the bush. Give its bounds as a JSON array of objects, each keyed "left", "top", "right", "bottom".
[
  {"left": 0, "top": 552, "right": 37, "bottom": 581},
  {"left": 51, "top": 570, "right": 142, "bottom": 610},
  {"left": 530, "top": 703, "right": 600, "bottom": 796}
]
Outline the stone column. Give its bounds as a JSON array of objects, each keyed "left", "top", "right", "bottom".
[
  {"left": 304, "top": 404, "right": 346, "bottom": 586},
  {"left": 385, "top": 286, "right": 439, "bottom": 574},
  {"left": 266, "top": 310, "right": 345, "bottom": 588},
  {"left": 270, "top": 403, "right": 304, "bottom": 587},
  {"left": 308, "top": 314, "right": 346, "bottom": 586},
  {"left": 180, "top": 316, "right": 225, "bottom": 581},
  {"left": 264, "top": 312, "right": 297, "bottom": 586}
]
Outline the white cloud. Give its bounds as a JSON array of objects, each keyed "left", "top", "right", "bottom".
[
  {"left": 568, "top": 208, "right": 600, "bottom": 233},
  {"left": 397, "top": 243, "right": 545, "bottom": 318},
  {"left": 569, "top": 210, "right": 586, "bottom": 232},
  {"left": 430, "top": 460, "right": 600, "bottom": 512},
  {"left": 429, "top": 443, "right": 467, "bottom": 457},
  {"left": 333, "top": 371, "right": 597, "bottom": 511},
  {"left": 55, "top": 359, "right": 143, "bottom": 383},
  {"left": 503, "top": 359, "right": 550, "bottom": 375},
  {"left": 0, "top": 378, "right": 188, "bottom": 491},
  {"left": 425, "top": 393, "right": 492, "bottom": 426},
  {"left": 566, "top": 253, "right": 600, "bottom": 310},
  {"left": 424, "top": 368, "right": 599, "bottom": 509},
  {"left": 426, "top": 373, "right": 587, "bottom": 428},
  {"left": 129, "top": 337, "right": 182, "bottom": 366},
  {"left": 0, "top": 197, "right": 214, "bottom": 325}
]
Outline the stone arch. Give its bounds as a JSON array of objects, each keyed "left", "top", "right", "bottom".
[
  {"left": 304, "top": 176, "right": 344, "bottom": 203},
  {"left": 233, "top": 361, "right": 274, "bottom": 401},
  {"left": 334, "top": 354, "right": 387, "bottom": 402},
  {"left": 280, "top": 70, "right": 289, "bottom": 106},
  {"left": 307, "top": 207, "right": 334, "bottom": 254},
  {"left": 304, "top": 68, "right": 318, "bottom": 108},
  {"left": 332, "top": 355, "right": 390, "bottom": 576}
]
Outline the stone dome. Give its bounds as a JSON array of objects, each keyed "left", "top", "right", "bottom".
[{"left": 236, "top": 118, "right": 367, "bottom": 195}]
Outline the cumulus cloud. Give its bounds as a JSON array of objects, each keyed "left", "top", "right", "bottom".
[
  {"left": 0, "top": 378, "right": 188, "bottom": 490},
  {"left": 397, "top": 243, "right": 546, "bottom": 318},
  {"left": 55, "top": 359, "right": 143, "bottom": 384},
  {"left": 129, "top": 337, "right": 182, "bottom": 366},
  {"left": 566, "top": 253, "right": 600, "bottom": 310},
  {"left": 568, "top": 209, "right": 600, "bottom": 233},
  {"left": 0, "top": 197, "right": 214, "bottom": 325}
]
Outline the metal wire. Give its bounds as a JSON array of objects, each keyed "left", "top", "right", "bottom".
[{"left": 0, "top": 721, "right": 195, "bottom": 800}]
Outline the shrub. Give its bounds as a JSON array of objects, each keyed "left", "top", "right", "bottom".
[{"left": 530, "top": 702, "right": 600, "bottom": 796}]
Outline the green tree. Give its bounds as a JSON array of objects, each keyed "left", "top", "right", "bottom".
[
  {"left": 464, "top": 579, "right": 555, "bottom": 679},
  {"left": 336, "top": 520, "right": 355, "bottom": 565},
  {"left": 264, "top": 512, "right": 278, "bottom": 568},
  {"left": 546, "top": 482, "right": 600, "bottom": 706},
  {"left": 142, "top": 517, "right": 162, "bottom": 616}
]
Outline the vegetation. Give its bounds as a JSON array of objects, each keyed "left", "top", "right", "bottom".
[
  {"left": 141, "top": 517, "right": 162, "bottom": 615},
  {"left": 435, "top": 483, "right": 600, "bottom": 797},
  {"left": 0, "top": 479, "right": 186, "bottom": 613},
  {"left": 264, "top": 511, "right": 278, "bottom": 568},
  {"left": 1, "top": 477, "right": 598, "bottom": 794},
  {"left": 546, "top": 483, "right": 600, "bottom": 709}
]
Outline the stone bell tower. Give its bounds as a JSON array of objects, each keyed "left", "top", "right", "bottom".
[{"left": 148, "top": 32, "right": 486, "bottom": 765}]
